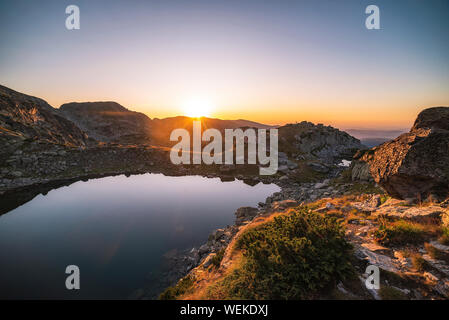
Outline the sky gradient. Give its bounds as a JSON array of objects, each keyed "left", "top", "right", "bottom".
[{"left": 0, "top": 0, "right": 448, "bottom": 129}]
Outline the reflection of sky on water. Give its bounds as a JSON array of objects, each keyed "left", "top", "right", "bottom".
[{"left": 0, "top": 173, "right": 279, "bottom": 299}]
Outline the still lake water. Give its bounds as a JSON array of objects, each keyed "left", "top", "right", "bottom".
[{"left": 0, "top": 173, "right": 279, "bottom": 299}]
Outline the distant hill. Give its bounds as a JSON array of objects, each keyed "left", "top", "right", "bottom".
[
  {"left": 60, "top": 101, "right": 153, "bottom": 144},
  {"left": 0, "top": 84, "right": 362, "bottom": 158},
  {"left": 150, "top": 116, "right": 276, "bottom": 146},
  {"left": 59, "top": 101, "right": 275, "bottom": 146},
  {"left": 344, "top": 129, "right": 407, "bottom": 148}
]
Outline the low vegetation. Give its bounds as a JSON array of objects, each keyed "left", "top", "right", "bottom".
[
  {"left": 439, "top": 227, "right": 449, "bottom": 245},
  {"left": 210, "top": 248, "right": 225, "bottom": 268},
  {"left": 205, "top": 208, "right": 354, "bottom": 299},
  {"left": 163, "top": 191, "right": 449, "bottom": 300},
  {"left": 373, "top": 220, "right": 427, "bottom": 246},
  {"left": 425, "top": 243, "right": 449, "bottom": 263},
  {"left": 159, "top": 275, "right": 196, "bottom": 300},
  {"left": 379, "top": 286, "right": 407, "bottom": 300},
  {"left": 346, "top": 182, "right": 384, "bottom": 195},
  {"left": 411, "top": 253, "right": 430, "bottom": 272}
]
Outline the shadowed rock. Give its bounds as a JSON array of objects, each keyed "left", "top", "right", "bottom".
[
  {"left": 0, "top": 85, "right": 90, "bottom": 148},
  {"left": 353, "top": 107, "right": 449, "bottom": 201},
  {"left": 60, "top": 101, "right": 153, "bottom": 144},
  {"left": 279, "top": 121, "right": 364, "bottom": 163}
]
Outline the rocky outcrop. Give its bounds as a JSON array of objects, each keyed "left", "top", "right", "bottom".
[
  {"left": 351, "top": 150, "right": 374, "bottom": 182},
  {"left": 355, "top": 107, "right": 449, "bottom": 201},
  {"left": 279, "top": 121, "right": 365, "bottom": 163},
  {"left": 235, "top": 206, "right": 259, "bottom": 226},
  {"left": 373, "top": 205, "right": 448, "bottom": 223},
  {"left": 0, "top": 85, "right": 90, "bottom": 149},
  {"left": 60, "top": 101, "right": 153, "bottom": 144}
]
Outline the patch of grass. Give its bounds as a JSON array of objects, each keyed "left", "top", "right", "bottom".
[
  {"left": 326, "top": 209, "right": 345, "bottom": 219},
  {"left": 379, "top": 286, "right": 407, "bottom": 300},
  {"left": 339, "top": 168, "right": 353, "bottom": 183},
  {"left": 379, "top": 195, "right": 390, "bottom": 205},
  {"left": 380, "top": 269, "right": 407, "bottom": 285},
  {"left": 343, "top": 209, "right": 365, "bottom": 225},
  {"left": 210, "top": 248, "right": 226, "bottom": 268},
  {"left": 159, "top": 275, "right": 196, "bottom": 300},
  {"left": 373, "top": 220, "right": 427, "bottom": 246},
  {"left": 411, "top": 254, "right": 430, "bottom": 272},
  {"left": 347, "top": 182, "right": 384, "bottom": 195},
  {"left": 398, "top": 249, "right": 412, "bottom": 259},
  {"left": 206, "top": 209, "right": 354, "bottom": 299},
  {"left": 334, "top": 195, "right": 360, "bottom": 205},
  {"left": 307, "top": 199, "right": 328, "bottom": 211},
  {"left": 424, "top": 243, "right": 449, "bottom": 263},
  {"left": 438, "top": 227, "right": 449, "bottom": 245},
  {"left": 398, "top": 202, "right": 414, "bottom": 207},
  {"left": 288, "top": 161, "right": 326, "bottom": 183}
]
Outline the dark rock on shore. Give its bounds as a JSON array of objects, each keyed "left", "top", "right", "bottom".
[{"left": 235, "top": 206, "right": 259, "bottom": 225}]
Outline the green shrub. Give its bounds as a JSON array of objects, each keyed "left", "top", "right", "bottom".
[
  {"left": 339, "top": 168, "right": 353, "bottom": 183},
  {"left": 425, "top": 243, "right": 449, "bottom": 263},
  {"left": 379, "top": 286, "right": 407, "bottom": 300},
  {"left": 207, "top": 209, "right": 354, "bottom": 299},
  {"left": 347, "top": 182, "right": 384, "bottom": 195},
  {"left": 210, "top": 249, "right": 226, "bottom": 268},
  {"left": 379, "top": 195, "right": 390, "bottom": 205},
  {"left": 411, "top": 254, "right": 429, "bottom": 272},
  {"left": 439, "top": 227, "right": 449, "bottom": 245},
  {"left": 374, "top": 220, "right": 426, "bottom": 246},
  {"left": 159, "top": 275, "right": 195, "bottom": 300}
]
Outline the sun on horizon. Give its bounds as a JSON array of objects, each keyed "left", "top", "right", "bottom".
[{"left": 181, "top": 98, "right": 214, "bottom": 118}]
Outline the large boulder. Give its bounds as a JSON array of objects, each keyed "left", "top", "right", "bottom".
[
  {"left": 373, "top": 205, "right": 448, "bottom": 223},
  {"left": 235, "top": 206, "right": 259, "bottom": 225},
  {"left": 351, "top": 152, "right": 374, "bottom": 182},
  {"left": 356, "top": 107, "right": 449, "bottom": 201}
]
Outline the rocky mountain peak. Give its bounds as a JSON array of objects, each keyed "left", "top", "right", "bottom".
[
  {"left": 279, "top": 121, "right": 364, "bottom": 163},
  {"left": 411, "top": 107, "right": 449, "bottom": 132},
  {"left": 60, "top": 101, "right": 129, "bottom": 113}
]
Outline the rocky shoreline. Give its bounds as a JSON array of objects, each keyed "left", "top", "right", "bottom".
[
  {"left": 0, "top": 135, "right": 357, "bottom": 299},
  {"left": 133, "top": 172, "right": 362, "bottom": 299},
  {"left": 0, "top": 132, "right": 360, "bottom": 299},
  {"left": 152, "top": 185, "right": 449, "bottom": 300},
  {"left": 2, "top": 84, "right": 448, "bottom": 300}
]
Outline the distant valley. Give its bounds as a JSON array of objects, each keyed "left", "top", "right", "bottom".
[{"left": 344, "top": 129, "right": 408, "bottom": 148}]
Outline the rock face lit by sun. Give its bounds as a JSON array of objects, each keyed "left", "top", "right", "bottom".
[{"left": 182, "top": 98, "right": 213, "bottom": 118}]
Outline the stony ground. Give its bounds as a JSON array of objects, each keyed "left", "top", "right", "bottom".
[
  {"left": 3, "top": 139, "right": 448, "bottom": 300},
  {"left": 148, "top": 180, "right": 449, "bottom": 300}
]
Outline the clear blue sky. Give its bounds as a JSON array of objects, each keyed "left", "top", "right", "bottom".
[{"left": 1, "top": 0, "right": 448, "bottom": 128}]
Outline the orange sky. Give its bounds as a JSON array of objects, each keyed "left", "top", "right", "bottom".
[
  {"left": 1, "top": 0, "right": 448, "bottom": 130},
  {"left": 33, "top": 81, "right": 445, "bottom": 130}
]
